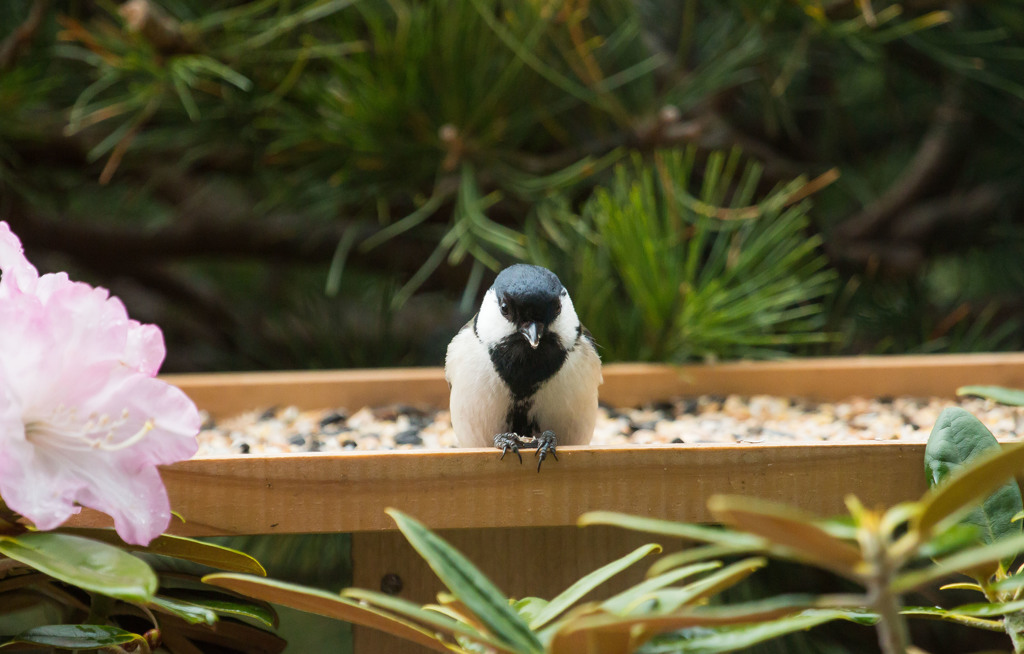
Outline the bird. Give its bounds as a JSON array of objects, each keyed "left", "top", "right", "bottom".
[{"left": 445, "top": 264, "right": 602, "bottom": 470}]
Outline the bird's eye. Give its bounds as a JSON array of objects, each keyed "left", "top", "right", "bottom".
[
  {"left": 560, "top": 288, "right": 568, "bottom": 297},
  {"left": 499, "top": 301, "right": 510, "bottom": 316}
]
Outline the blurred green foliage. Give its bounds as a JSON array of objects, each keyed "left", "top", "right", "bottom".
[
  {"left": 529, "top": 148, "right": 836, "bottom": 361},
  {"left": 1, "top": 0, "right": 1022, "bottom": 370}
]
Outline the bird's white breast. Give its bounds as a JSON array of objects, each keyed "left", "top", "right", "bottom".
[
  {"left": 445, "top": 323, "right": 514, "bottom": 447},
  {"left": 445, "top": 322, "right": 602, "bottom": 447},
  {"left": 528, "top": 338, "right": 602, "bottom": 446}
]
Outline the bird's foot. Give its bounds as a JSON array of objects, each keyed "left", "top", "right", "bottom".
[
  {"left": 493, "top": 433, "right": 526, "bottom": 464},
  {"left": 533, "top": 430, "right": 558, "bottom": 472}
]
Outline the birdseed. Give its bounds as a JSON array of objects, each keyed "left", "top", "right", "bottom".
[{"left": 193, "top": 395, "right": 1024, "bottom": 456}]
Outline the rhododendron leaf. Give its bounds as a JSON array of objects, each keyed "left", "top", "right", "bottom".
[
  {"left": 957, "top": 386, "right": 1024, "bottom": 406},
  {"left": 203, "top": 573, "right": 453, "bottom": 653},
  {"left": 893, "top": 531, "right": 1024, "bottom": 593},
  {"left": 150, "top": 596, "right": 218, "bottom": 625},
  {"left": 343, "top": 587, "right": 514, "bottom": 650},
  {"left": 601, "top": 561, "right": 723, "bottom": 615},
  {"left": 155, "top": 592, "right": 277, "bottom": 628},
  {"left": 549, "top": 594, "right": 822, "bottom": 653},
  {"left": 901, "top": 606, "right": 1005, "bottom": 632},
  {"left": 64, "top": 528, "right": 266, "bottom": 575},
  {"left": 917, "top": 436, "right": 1024, "bottom": 540},
  {"left": 386, "top": 509, "right": 543, "bottom": 653},
  {"left": 578, "top": 512, "right": 764, "bottom": 548},
  {"left": 530, "top": 543, "right": 662, "bottom": 629},
  {"left": 0, "top": 533, "right": 156, "bottom": 602},
  {"left": 638, "top": 608, "right": 868, "bottom": 653},
  {"left": 513, "top": 597, "right": 550, "bottom": 625},
  {"left": 0, "top": 625, "right": 142, "bottom": 648},
  {"left": 707, "top": 496, "right": 862, "bottom": 577},
  {"left": 623, "top": 558, "right": 767, "bottom": 615},
  {"left": 924, "top": 407, "right": 1023, "bottom": 567}
]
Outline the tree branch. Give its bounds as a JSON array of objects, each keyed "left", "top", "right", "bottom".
[
  {"left": 0, "top": 0, "right": 50, "bottom": 71},
  {"left": 834, "top": 81, "right": 969, "bottom": 242}
]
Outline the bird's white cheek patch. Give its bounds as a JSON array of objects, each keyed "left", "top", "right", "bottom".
[
  {"left": 475, "top": 290, "right": 516, "bottom": 344},
  {"left": 549, "top": 292, "right": 581, "bottom": 349}
]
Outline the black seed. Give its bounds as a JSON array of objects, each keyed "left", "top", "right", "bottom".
[
  {"left": 650, "top": 400, "right": 675, "bottom": 413},
  {"left": 288, "top": 434, "right": 307, "bottom": 447},
  {"left": 258, "top": 406, "right": 278, "bottom": 421},
  {"left": 395, "top": 430, "right": 423, "bottom": 445},
  {"left": 342, "top": 439, "right": 358, "bottom": 450},
  {"left": 878, "top": 395, "right": 895, "bottom": 404},
  {"left": 319, "top": 411, "right": 348, "bottom": 428},
  {"left": 397, "top": 404, "right": 430, "bottom": 418},
  {"left": 239, "top": 443, "right": 251, "bottom": 454},
  {"left": 629, "top": 419, "right": 659, "bottom": 432},
  {"left": 679, "top": 398, "right": 699, "bottom": 415},
  {"left": 671, "top": 437, "right": 684, "bottom": 444},
  {"left": 380, "top": 573, "right": 404, "bottom": 595}
]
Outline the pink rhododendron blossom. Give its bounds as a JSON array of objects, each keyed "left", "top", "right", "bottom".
[{"left": 0, "top": 222, "right": 199, "bottom": 545}]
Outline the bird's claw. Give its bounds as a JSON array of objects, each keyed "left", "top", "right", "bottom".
[
  {"left": 493, "top": 433, "right": 524, "bottom": 464},
  {"left": 534, "top": 430, "right": 558, "bottom": 472}
]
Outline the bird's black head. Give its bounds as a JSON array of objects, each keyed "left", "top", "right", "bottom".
[
  {"left": 481, "top": 264, "right": 573, "bottom": 399},
  {"left": 490, "top": 264, "right": 565, "bottom": 344}
]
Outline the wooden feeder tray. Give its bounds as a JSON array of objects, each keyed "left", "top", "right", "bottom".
[{"left": 69, "top": 353, "right": 1024, "bottom": 652}]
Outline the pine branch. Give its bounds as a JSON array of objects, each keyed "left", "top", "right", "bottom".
[
  {"left": 835, "top": 81, "right": 969, "bottom": 242},
  {"left": 0, "top": 0, "right": 50, "bottom": 70},
  {"left": 2, "top": 205, "right": 471, "bottom": 291}
]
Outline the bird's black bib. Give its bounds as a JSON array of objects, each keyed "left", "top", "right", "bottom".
[{"left": 488, "top": 334, "right": 567, "bottom": 400}]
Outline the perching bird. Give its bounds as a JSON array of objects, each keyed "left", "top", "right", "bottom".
[{"left": 445, "top": 264, "right": 602, "bottom": 470}]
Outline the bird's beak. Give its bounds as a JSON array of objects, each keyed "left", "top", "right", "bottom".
[{"left": 520, "top": 322, "right": 544, "bottom": 349}]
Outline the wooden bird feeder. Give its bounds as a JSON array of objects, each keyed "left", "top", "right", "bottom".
[{"left": 68, "top": 352, "right": 1024, "bottom": 652}]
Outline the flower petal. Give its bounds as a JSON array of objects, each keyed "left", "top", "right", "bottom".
[{"left": 0, "top": 221, "right": 39, "bottom": 294}]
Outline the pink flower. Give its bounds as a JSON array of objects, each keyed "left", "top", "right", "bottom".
[{"left": 0, "top": 222, "right": 199, "bottom": 545}]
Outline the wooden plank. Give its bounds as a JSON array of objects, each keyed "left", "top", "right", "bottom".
[
  {"left": 66, "top": 353, "right": 1024, "bottom": 535},
  {"left": 69, "top": 442, "right": 928, "bottom": 535},
  {"left": 351, "top": 525, "right": 681, "bottom": 654},
  {"left": 163, "top": 353, "right": 1024, "bottom": 418}
]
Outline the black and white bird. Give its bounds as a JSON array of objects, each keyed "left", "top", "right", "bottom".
[{"left": 445, "top": 264, "right": 602, "bottom": 470}]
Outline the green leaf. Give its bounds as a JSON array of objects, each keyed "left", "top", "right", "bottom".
[
  {"left": 602, "top": 562, "right": 723, "bottom": 615},
  {"left": 578, "top": 512, "right": 765, "bottom": 548},
  {"left": 642, "top": 609, "right": 864, "bottom": 654},
  {"left": 916, "top": 437, "right": 1024, "bottom": 540},
  {"left": 150, "top": 596, "right": 218, "bottom": 625},
  {"left": 344, "top": 587, "right": 515, "bottom": 652},
  {"left": 65, "top": 528, "right": 266, "bottom": 575},
  {"left": 512, "top": 597, "right": 550, "bottom": 626},
  {"left": 924, "top": 407, "right": 1024, "bottom": 559},
  {"left": 551, "top": 594, "right": 822, "bottom": 653},
  {"left": 943, "top": 598, "right": 1024, "bottom": 617},
  {"left": 957, "top": 386, "right": 1024, "bottom": 406},
  {"left": 989, "top": 572, "right": 1024, "bottom": 593},
  {"left": 900, "top": 606, "right": 1005, "bottom": 632},
  {"left": 707, "top": 496, "right": 863, "bottom": 578},
  {"left": 0, "top": 625, "right": 141, "bottom": 648},
  {"left": 203, "top": 573, "right": 454, "bottom": 653},
  {"left": 627, "top": 558, "right": 768, "bottom": 615},
  {"left": 387, "top": 509, "right": 543, "bottom": 653},
  {"left": 171, "top": 594, "right": 277, "bottom": 629},
  {"left": 0, "top": 533, "right": 156, "bottom": 602},
  {"left": 916, "top": 523, "right": 983, "bottom": 560},
  {"left": 647, "top": 544, "right": 759, "bottom": 577},
  {"left": 893, "top": 531, "right": 1024, "bottom": 592},
  {"left": 529, "top": 543, "right": 661, "bottom": 629}
]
